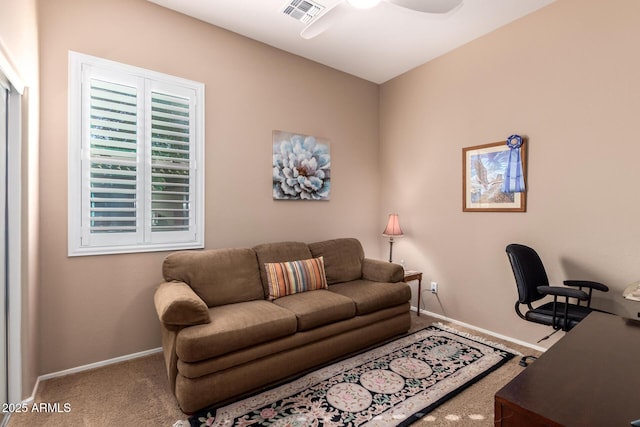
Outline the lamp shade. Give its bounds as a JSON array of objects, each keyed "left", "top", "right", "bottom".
[{"left": 382, "top": 214, "right": 403, "bottom": 237}]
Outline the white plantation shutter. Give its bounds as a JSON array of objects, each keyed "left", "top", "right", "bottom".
[
  {"left": 69, "top": 52, "right": 204, "bottom": 256},
  {"left": 88, "top": 79, "right": 140, "bottom": 237},
  {"left": 150, "top": 92, "right": 191, "bottom": 232}
]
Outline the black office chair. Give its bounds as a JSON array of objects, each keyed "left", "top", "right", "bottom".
[{"left": 506, "top": 244, "right": 609, "bottom": 364}]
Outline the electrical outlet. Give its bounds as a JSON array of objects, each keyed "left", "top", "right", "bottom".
[{"left": 430, "top": 281, "right": 438, "bottom": 294}]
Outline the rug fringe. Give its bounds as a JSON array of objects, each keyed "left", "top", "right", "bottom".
[{"left": 433, "top": 322, "right": 523, "bottom": 356}]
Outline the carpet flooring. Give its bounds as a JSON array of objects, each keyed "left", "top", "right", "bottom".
[{"left": 6, "top": 314, "right": 541, "bottom": 426}]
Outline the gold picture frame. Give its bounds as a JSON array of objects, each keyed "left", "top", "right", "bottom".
[{"left": 462, "top": 140, "right": 527, "bottom": 212}]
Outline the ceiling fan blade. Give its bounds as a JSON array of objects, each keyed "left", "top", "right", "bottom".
[
  {"left": 300, "top": 2, "right": 349, "bottom": 39},
  {"left": 385, "top": 0, "right": 463, "bottom": 14}
]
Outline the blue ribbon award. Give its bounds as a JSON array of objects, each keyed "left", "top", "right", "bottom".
[{"left": 502, "top": 135, "right": 525, "bottom": 193}]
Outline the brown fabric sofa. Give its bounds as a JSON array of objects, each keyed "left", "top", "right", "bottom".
[{"left": 154, "top": 237, "right": 411, "bottom": 413}]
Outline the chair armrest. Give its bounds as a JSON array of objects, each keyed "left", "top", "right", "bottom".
[
  {"left": 154, "top": 281, "right": 210, "bottom": 326},
  {"left": 563, "top": 280, "right": 609, "bottom": 292},
  {"left": 537, "top": 285, "right": 589, "bottom": 301},
  {"left": 362, "top": 258, "right": 404, "bottom": 283}
]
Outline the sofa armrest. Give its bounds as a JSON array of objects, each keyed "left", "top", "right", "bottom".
[
  {"left": 154, "top": 281, "right": 210, "bottom": 326},
  {"left": 362, "top": 258, "right": 404, "bottom": 283}
]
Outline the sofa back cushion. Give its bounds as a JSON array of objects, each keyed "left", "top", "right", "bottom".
[
  {"left": 162, "top": 248, "right": 264, "bottom": 307},
  {"left": 253, "top": 241, "right": 313, "bottom": 295},
  {"left": 308, "top": 238, "right": 364, "bottom": 284}
]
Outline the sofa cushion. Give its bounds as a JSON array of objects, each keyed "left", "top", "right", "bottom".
[
  {"left": 273, "top": 289, "right": 356, "bottom": 331},
  {"left": 176, "top": 300, "right": 297, "bottom": 363},
  {"left": 254, "top": 241, "right": 313, "bottom": 295},
  {"left": 328, "top": 280, "right": 411, "bottom": 315},
  {"left": 265, "top": 257, "right": 328, "bottom": 300},
  {"left": 162, "top": 248, "right": 264, "bottom": 308},
  {"left": 308, "top": 238, "right": 364, "bottom": 284}
]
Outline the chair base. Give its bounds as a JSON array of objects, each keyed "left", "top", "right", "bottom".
[{"left": 519, "top": 355, "right": 538, "bottom": 367}]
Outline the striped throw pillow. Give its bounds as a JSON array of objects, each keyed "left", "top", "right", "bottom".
[{"left": 264, "top": 257, "right": 328, "bottom": 300}]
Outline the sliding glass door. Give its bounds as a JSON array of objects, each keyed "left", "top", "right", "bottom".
[
  {"left": 0, "top": 51, "right": 24, "bottom": 414},
  {"left": 0, "top": 73, "right": 8, "bottom": 409}
]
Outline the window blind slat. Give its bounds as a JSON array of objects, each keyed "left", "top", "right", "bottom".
[
  {"left": 151, "top": 148, "right": 190, "bottom": 159},
  {"left": 91, "top": 98, "right": 137, "bottom": 114},
  {"left": 152, "top": 130, "right": 190, "bottom": 141},
  {"left": 90, "top": 169, "right": 137, "bottom": 179},
  {"left": 90, "top": 138, "right": 137, "bottom": 152},
  {"left": 91, "top": 119, "right": 137, "bottom": 134},
  {"left": 152, "top": 172, "right": 189, "bottom": 180},
  {"left": 91, "top": 108, "right": 136, "bottom": 122},
  {"left": 151, "top": 160, "right": 189, "bottom": 168},
  {"left": 151, "top": 118, "right": 190, "bottom": 131}
]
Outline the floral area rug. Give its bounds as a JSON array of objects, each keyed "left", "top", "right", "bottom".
[{"left": 188, "top": 324, "right": 516, "bottom": 427}]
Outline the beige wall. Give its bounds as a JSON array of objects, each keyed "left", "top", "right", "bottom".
[
  {"left": 380, "top": 0, "right": 640, "bottom": 346},
  {"left": 33, "top": 0, "right": 640, "bottom": 384},
  {"left": 0, "top": 0, "right": 40, "bottom": 400},
  {"left": 37, "top": 0, "right": 380, "bottom": 374}
]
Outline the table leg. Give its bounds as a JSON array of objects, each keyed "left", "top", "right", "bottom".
[{"left": 417, "top": 278, "right": 421, "bottom": 316}]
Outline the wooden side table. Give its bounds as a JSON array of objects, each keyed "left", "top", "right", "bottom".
[{"left": 403, "top": 270, "right": 423, "bottom": 316}]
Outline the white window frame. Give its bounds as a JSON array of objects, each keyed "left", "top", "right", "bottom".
[{"left": 68, "top": 51, "right": 205, "bottom": 256}]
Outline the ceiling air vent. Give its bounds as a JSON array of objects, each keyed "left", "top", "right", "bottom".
[{"left": 282, "top": 0, "right": 324, "bottom": 24}]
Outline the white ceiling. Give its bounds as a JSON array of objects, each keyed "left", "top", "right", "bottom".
[{"left": 148, "top": 0, "right": 556, "bottom": 84}]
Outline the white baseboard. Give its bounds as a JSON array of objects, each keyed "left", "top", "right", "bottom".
[
  {"left": 412, "top": 306, "right": 548, "bottom": 353},
  {"left": 38, "top": 347, "right": 163, "bottom": 382},
  {"left": 24, "top": 347, "right": 162, "bottom": 402}
]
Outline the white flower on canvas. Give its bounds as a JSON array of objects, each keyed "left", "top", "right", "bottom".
[{"left": 273, "top": 132, "right": 331, "bottom": 200}]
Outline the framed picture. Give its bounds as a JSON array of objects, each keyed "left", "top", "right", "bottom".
[
  {"left": 272, "top": 130, "right": 331, "bottom": 200},
  {"left": 462, "top": 140, "right": 527, "bottom": 212}
]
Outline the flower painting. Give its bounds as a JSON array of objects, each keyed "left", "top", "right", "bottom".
[{"left": 272, "top": 131, "right": 331, "bottom": 200}]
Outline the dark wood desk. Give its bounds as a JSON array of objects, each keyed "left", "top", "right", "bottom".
[{"left": 495, "top": 312, "right": 640, "bottom": 426}]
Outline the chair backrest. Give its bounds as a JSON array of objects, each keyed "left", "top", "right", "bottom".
[{"left": 506, "top": 244, "right": 550, "bottom": 304}]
